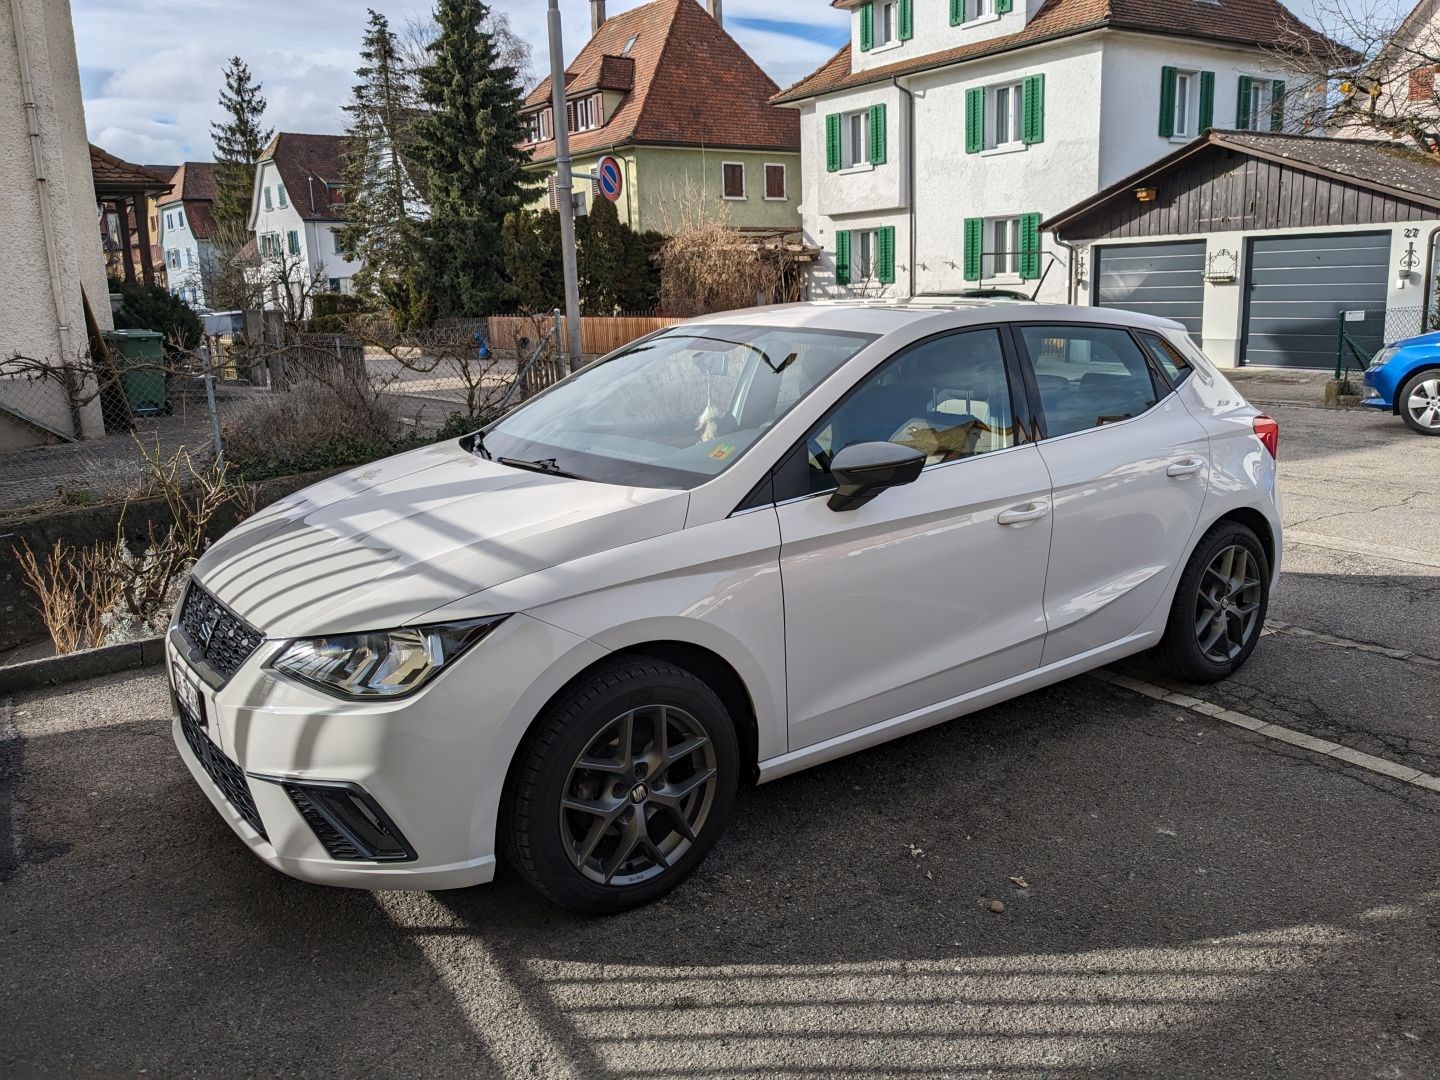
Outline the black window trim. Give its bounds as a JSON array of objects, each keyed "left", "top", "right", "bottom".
[
  {"left": 1006, "top": 319, "right": 1186, "bottom": 443},
  {"left": 735, "top": 322, "right": 1037, "bottom": 512}
]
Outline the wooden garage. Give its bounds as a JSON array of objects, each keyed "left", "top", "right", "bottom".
[{"left": 1045, "top": 131, "right": 1440, "bottom": 369}]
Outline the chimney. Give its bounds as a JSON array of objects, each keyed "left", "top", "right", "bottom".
[
  {"left": 707, "top": 0, "right": 723, "bottom": 28},
  {"left": 591, "top": 0, "right": 607, "bottom": 34}
]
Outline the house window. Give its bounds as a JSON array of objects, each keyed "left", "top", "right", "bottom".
[
  {"left": 164, "top": 211, "right": 172, "bottom": 230},
  {"left": 1410, "top": 66, "right": 1437, "bottom": 101},
  {"left": 764, "top": 163, "right": 787, "bottom": 200},
  {"left": 287, "top": 230, "right": 300, "bottom": 256},
  {"left": 986, "top": 217, "right": 1022, "bottom": 277},
  {"left": 843, "top": 109, "right": 870, "bottom": 168},
  {"left": 263, "top": 187, "right": 272, "bottom": 211},
  {"left": 1172, "top": 71, "right": 1195, "bottom": 137},
  {"left": 277, "top": 185, "right": 287, "bottom": 208},
  {"left": 875, "top": 1, "right": 897, "bottom": 46},
  {"left": 166, "top": 249, "right": 180, "bottom": 270},
  {"left": 854, "top": 229, "right": 879, "bottom": 281},
  {"left": 177, "top": 209, "right": 185, "bottom": 229},
  {"left": 568, "top": 96, "right": 600, "bottom": 133},
  {"left": 185, "top": 248, "right": 194, "bottom": 267},
  {"left": 959, "top": 0, "right": 986, "bottom": 20},
  {"left": 623, "top": 33, "right": 639, "bottom": 55},
  {"left": 329, "top": 278, "right": 342, "bottom": 292},
  {"left": 986, "top": 82, "right": 1024, "bottom": 148},
  {"left": 722, "top": 162, "right": 746, "bottom": 200}
]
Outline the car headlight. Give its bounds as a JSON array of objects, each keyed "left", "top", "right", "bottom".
[
  {"left": 270, "top": 616, "right": 509, "bottom": 699},
  {"left": 1369, "top": 346, "right": 1400, "bottom": 371}
]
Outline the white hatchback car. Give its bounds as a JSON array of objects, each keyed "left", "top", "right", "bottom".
[{"left": 168, "top": 302, "right": 1281, "bottom": 913}]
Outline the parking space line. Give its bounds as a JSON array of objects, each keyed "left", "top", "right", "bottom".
[
  {"left": 1090, "top": 670, "right": 1440, "bottom": 795},
  {"left": 1264, "top": 620, "right": 1440, "bottom": 669}
]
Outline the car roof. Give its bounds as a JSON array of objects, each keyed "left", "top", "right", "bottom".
[{"left": 686, "top": 299, "right": 1187, "bottom": 337}]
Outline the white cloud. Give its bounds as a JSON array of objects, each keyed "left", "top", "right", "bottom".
[{"left": 74, "top": 0, "right": 844, "bottom": 164}]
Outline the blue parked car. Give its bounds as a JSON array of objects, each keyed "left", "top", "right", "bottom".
[{"left": 1363, "top": 332, "right": 1440, "bottom": 435}]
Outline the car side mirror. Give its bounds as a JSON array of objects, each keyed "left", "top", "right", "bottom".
[{"left": 827, "top": 442, "right": 926, "bottom": 512}]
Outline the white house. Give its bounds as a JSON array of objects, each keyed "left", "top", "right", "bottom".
[
  {"left": 247, "top": 132, "right": 361, "bottom": 314},
  {"left": 773, "top": 0, "right": 1334, "bottom": 301},
  {"left": 157, "top": 161, "right": 218, "bottom": 309}
]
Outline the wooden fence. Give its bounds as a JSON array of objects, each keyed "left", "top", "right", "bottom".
[{"left": 487, "top": 313, "right": 683, "bottom": 357}]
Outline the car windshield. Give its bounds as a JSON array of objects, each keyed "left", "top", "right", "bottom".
[{"left": 482, "top": 325, "right": 876, "bottom": 489}]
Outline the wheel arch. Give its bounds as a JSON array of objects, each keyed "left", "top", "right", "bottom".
[
  {"left": 1212, "top": 506, "right": 1276, "bottom": 575},
  {"left": 1395, "top": 362, "right": 1440, "bottom": 416}
]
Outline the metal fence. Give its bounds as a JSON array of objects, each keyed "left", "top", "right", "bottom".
[
  {"left": 0, "top": 311, "right": 572, "bottom": 521},
  {"left": 1333, "top": 306, "right": 1429, "bottom": 380}
]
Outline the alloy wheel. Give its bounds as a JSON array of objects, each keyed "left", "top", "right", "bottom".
[
  {"left": 1194, "top": 544, "right": 1263, "bottom": 664},
  {"left": 1406, "top": 377, "right": 1440, "bottom": 430},
  {"left": 559, "top": 705, "right": 718, "bottom": 887}
]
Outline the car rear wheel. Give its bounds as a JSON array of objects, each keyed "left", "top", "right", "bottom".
[
  {"left": 1399, "top": 368, "right": 1440, "bottom": 436},
  {"left": 1151, "top": 521, "right": 1270, "bottom": 683},
  {"left": 501, "top": 657, "right": 739, "bottom": 915}
]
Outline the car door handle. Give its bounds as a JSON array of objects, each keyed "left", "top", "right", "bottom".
[
  {"left": 997, "top": 501, "right": 1051, "bottom": 526},
  {"left": 1166, "top": 458, "right": 1206, "bottom": 478}
]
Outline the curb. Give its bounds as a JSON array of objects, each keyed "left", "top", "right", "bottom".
[{"left": 0, "top": 636, "right": 166, "bottom": 696}]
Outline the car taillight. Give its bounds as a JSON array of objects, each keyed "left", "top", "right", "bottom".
[{"left": 1253, "top": 415, "right": 1279, "bottom": 459}]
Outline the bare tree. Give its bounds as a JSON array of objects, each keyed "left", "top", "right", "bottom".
[
  {"left": 1272, "top": 0, "right": 1440, "bottom": 149},
  {"left": 396, "top": 9, "right": 534, "bottom": 95}
]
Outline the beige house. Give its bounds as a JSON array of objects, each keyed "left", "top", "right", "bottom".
[{"left": 1, "top": 0, "right": 112, "bottom": 449}]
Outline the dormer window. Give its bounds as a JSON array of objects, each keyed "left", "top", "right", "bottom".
[
  {"left": 526, "top": 108, "right": 554, "bottom": 144},
  {"left": 568, "top": 95, "right": 601, "bottom": 133}
]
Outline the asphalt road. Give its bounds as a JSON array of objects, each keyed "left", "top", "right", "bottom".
[{"left": 3, "top": 399, "right": 1439, "bottom": 1078}]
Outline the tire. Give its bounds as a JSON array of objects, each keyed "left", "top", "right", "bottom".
[
  {"left": 500, "top": 657, "right": 739, "bottom": 915},
  {"left": 1151, "top": 520, "right": 1270, "bottom": 684},
  {"left": 1398, "top": 368, "right": 1440, "bottom": 436}
]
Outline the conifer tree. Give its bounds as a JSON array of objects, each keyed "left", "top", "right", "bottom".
[
  {"left": 337, "top": 10, "right": 424, "bottom": 324},
  {"left": 412, "top": 0, "right": 540, "bottom": 318},
  {"left": 211, "top": 57, "right": 273, "bottom": 230}
]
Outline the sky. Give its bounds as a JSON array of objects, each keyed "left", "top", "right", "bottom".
[
  {"left": 74, "top": 0, "right": 1359, "bottom": 167},
  {"left": 73, "top": 0, "right": 851, "bottom": 165}
]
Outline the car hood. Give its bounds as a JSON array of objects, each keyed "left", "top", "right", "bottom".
[{"left": 191, "top": 440, "right": 688, "bottom": 637}]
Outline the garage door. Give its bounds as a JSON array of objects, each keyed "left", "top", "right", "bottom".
[
  {"left": 1243, "top": 232, "right": 1390, "bottom": 369},
  {"left": 1094, "top": 241, "right": 1206, "bottom": 341}
]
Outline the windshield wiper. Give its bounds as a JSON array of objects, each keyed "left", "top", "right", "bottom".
[{"left": 498, "top": 456, "right": 582, "bottom": 479}]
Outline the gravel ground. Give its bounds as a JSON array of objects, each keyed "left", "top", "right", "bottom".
[{"left": 2, "top": 399, "right": 1439, "bottom": 1078}]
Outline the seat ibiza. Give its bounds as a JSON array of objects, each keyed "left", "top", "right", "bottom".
[{"left": 168, "top": 302, "right": 1281, "bottom": 913}]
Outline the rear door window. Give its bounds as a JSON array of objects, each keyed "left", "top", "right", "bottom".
[
  {"left": 1136, "top": 331, "right": 1194, "bottom": 389},
  {"left": 1016, "top": 324, "right": 1164, "bottom": 437}
]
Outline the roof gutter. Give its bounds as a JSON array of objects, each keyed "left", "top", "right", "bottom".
[{"left": 893, "top": 74, "right": 916, "bottom": 299}]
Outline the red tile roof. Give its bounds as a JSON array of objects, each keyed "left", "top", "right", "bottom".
[
  {"left": 89, "top": 145, "right": 175, "bottom": 195},
  {"left": 258, "top": 132, "right": 349, "bottom": 221},
  {"left": 775, "top": 0, "right": 1341, "bottom": 104},
  {"left": 524, "top": 0, "right": 799, "bottom": 162},
  {"left": 159, "top": 162, "right": 219, "bottom": 240}
]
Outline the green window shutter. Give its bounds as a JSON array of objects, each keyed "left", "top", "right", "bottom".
[
  {"left": 1019, "top": 213, "right": 1042, "bottom": 281},
  {"left": 1022, "top": 73, "right": 1046, "bottom": 145},
  {"left": 1270, "top": 79, "right": 1286, "bottom": 131},
  {"left": 1236, "top": 75, "right": 1253, "bottom": 129},
  {"left": 836, "top": 230, "right": 851, "bottom": 286},
  {"left": 963, "top": 218, "right": 984, "bottom": 281},
  {"left": 860, "top": 2, "right": 873, "bottom": 51},
  {"left": 951, "top": 0, "right": 964, "bottom": 25},
  {"left": 900, "top": 0, "right": 913, "bottom": 40},
  {"left": 996, "top": 0, "right": 1013, "bottom": 12},
  {"left": 878, "top": 226, "right": 896, "bottom": 285},
  {"left": 826, "top": 113, "right": 842, "bottom": 172},
  {"left": 965, "top": 87, "right": 985, "bottom": 154},
  {"left": 870, "top": 103, "right": 887, "bottom": 165},
  {"left": 1158, "top": 66, "right": 1178, "bottom": 138},
  {"left": 1199, "top": 70, "right": 1215, "bottom": 130}
]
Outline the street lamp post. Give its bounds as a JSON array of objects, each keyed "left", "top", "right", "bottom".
[{"left": 547, "top": 0, "right": 584, "bottom": 374}]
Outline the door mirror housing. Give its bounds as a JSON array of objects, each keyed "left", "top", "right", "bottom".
[{"left": 827, "top": 442, "right": 926, "bottom": 511}]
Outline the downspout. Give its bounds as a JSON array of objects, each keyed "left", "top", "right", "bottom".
[
  {"left": 10, "top": 0, "right": 81, "bottom": 436},
  {"left": 893, "top": 75, "right": 916, "bottom": 298},
  {"left": 1052, "top": 234, "right": 1079, "bottom": 305}
]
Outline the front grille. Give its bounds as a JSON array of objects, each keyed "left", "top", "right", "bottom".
[
  {"left": 178, "top": 581, "right": 262, "bottom": 684},
  {"left": 178, "top": 703, "right": 268, "bottom": 840},
  {"left": 284, "top": 786, "right": 363, "bottom": 859}
]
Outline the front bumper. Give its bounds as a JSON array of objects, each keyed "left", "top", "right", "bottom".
[
  {"left": 1362, "top": 367, "right": 1398, "bottom": 412},
  {"left": 167, "top": 609, "right": 607, "bottom": 891}
]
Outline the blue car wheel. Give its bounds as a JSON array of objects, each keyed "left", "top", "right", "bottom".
[{"left": 1399, "top": 368, "right": 1440, "bottom": 435}]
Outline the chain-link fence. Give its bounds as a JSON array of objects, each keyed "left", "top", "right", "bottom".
[
  {"left": 1332, "top": 305, "right": 1429, "bottom": 379},
  {"left": 0, "top": 310, "right": 570, "bottom": 522}
]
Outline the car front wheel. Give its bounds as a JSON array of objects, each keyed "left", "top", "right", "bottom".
[
  {"left": 1152, "top": 521, "right": 1270, "bottom": 683},
  {"left": 1399, "top": 368, "right": 1440, "bottom": 435},
  {"left": 501, "top": 657, "right": 739, "bottom": 914}
]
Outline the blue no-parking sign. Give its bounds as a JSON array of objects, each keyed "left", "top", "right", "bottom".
[{"left": 594, "top": 155, "right": 624, "bottom": 203}]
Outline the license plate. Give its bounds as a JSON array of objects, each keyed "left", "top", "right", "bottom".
[{"left": 172, "top": 663, "right": 204, "bottom": 726}]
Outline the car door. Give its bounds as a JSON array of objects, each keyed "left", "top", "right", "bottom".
[
  {"left": 1012, "top": 322, "right": 1210, "bottom": 666},
  {"left": 774, "top": 326, "right": 1054, "bottom": 753}
]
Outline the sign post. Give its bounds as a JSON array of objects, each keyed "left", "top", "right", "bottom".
[{"left": 547, "top": 0, "right": 583, "bottom": 374}]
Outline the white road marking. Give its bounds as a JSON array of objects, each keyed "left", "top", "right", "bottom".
[
  {"left": 1091, "top": 670, "right": 1440, "bottom": 795},
  {"left": 1264, "top": 620, "right": 1440, "bottom": 669},
  {"left": 1284, "top": 531, "right": 1440, "bottom": 570}
]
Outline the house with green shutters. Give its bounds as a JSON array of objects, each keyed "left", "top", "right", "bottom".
[{"left": 773, "top": 0, "right": 1334, "bottom": 300}]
